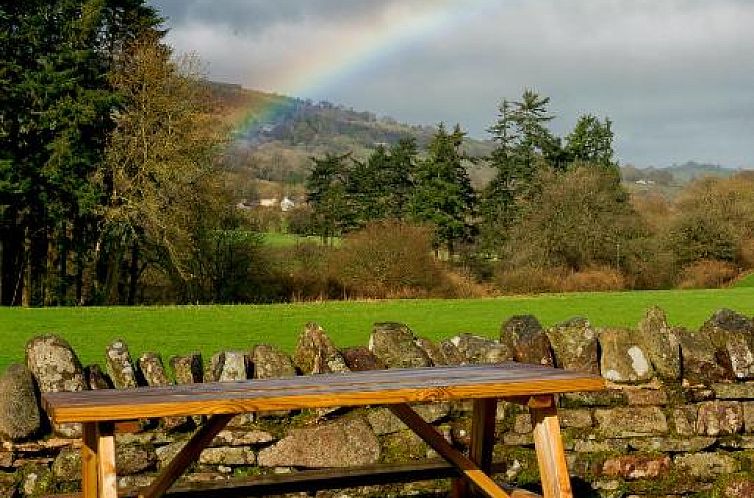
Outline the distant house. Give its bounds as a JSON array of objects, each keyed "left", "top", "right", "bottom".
[
  {"left": 280, "top": 196, "right": 295, "bottom": 212},
  {"left": 258, "top": 198, "right": 279, "bottom": 208}
]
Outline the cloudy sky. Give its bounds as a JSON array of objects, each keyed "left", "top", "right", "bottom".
[{"left": 150, "top": 0, "right": 754, "bottom": 167}]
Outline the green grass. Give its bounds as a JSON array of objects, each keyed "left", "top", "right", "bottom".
[
  {"left": 733, "top": 272, "right": 754, "bottom": 288},
  {"left": 262, "top": 232, "right": 340, "bottom": 247},
  {"left": 3, "top": 287, "right": 754, "bottom": 373}
]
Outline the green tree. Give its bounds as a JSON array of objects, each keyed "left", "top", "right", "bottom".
[
  {"left": 565, "top": 114, "right": 616, "bottom": 169},
  {"left": 410, "top": 124, "right": 475, "bottom": 255},
  {"left": 306, "top": 153, "right": 352, "bottom": 242}
]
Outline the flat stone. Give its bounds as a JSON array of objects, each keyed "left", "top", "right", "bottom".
[
  {"left": 672, "top": 406, "right": 697, "bottom": 436},
  {"left": 594, "top": 407, "right": 668, "bottom": 437},
  {"left": 718, "top": 435, "right": 754, "bottom": 449},
  {"left": 205, "top": 351, "right": 249, "bottom": 382},
  {"left": 439, "top": 340, "right": 467, "bottom": 365},
  {"left": 546, "top": 317, "right": 599, "bottom": 374},
  {"left": 713, "top": 383, "right": 754, "bottom": 399},
  {"left": 257, "top": 416, "right": 379, "bottom": 468},
  {"left": 450, "top": 333, "right": 512, "bottom": 364},
  {"left": 744, "top": 402, "right": 754, "bottom": 433},
  {"left": 720, "top": 476, "right": 754, "bottom": 498},
  {"left": 502, "top": 432, "right": 534, "bottom": 446},
  {"left": 252, "top": 345, "right": 296, "bottom": 379},
  {"left": 561, "top": 390, "right": 626, "bottom": 407},
  {"left": 695, "top": 400, "right": 743, "bottom": 436},
  {"left": 624, "top": 388, "right": 668, "bottom": 406},
  {"left": 628, "top": 436, "right": 716, "bottom": 453},
  {"left": 513, "top": 414, "right": 532, "bottom": 434},
  {"left": 212, "top": 430, "right": 275, "bottom": 447},
  {"left": 415, "top": 337, "right": 456, "bottom": 366},
  {"left": 674, "top": 452, "right": 739, "bottom": 480},
  {"left": 573, "top": 439, "right": 629, "bottom": 453},
  {"left": 199, "top": 446, "right": 255, "bottom": 466},
  {"left": 501, "top": 315, "right": 554, "bottom": 366},
  {"left": 599, "top": 328, "right": 655, "bottom": 383},
  {"left": 559, "top": 409, "right": 593, "bottom": 428},
  {"left": 602, "top": 455, "right": 671, "bottom": 480},
  {"left": 677, "top": 327, "right": 734, "bottom": 385},
  {"left": 636, "top": 307, "right": 681, "bottom": 380},
  {"left": 117, "top": 444, "right": 157, "bottom": 475},
  {"left": 369, "top": 322, "right": 430, "bottom": 369},
  {"left": 0, "top": 364, "right": 41, "bottom": 441}
]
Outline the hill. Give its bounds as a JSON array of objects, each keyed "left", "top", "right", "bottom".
[{"left": 209, "top": 82, "right": 496, "bottom": 201}]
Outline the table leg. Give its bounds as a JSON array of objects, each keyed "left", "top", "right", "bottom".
[
  {"left": 531, "top": 397, "right": 572, "bottom": 498},
  {"left": 97, "top": 422, "right": 117, "bottom": 498},
  {"left": 81, "top": 423, "right": 99, "bottom": 498},
  {"left": 453, "top": 398, "right": 497, "bottom": 497},
  {"left": 389, "top": 403, "right": 510, "bottom": 498}
]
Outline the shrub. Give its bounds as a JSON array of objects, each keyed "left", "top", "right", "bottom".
[
  {"left": 332, "top": 220, "right": 448, "bottom": 299},
  {"left": 271, "top": 243, "right": 343, "bottom": 301},
  {"left": 676, "top": 260, "right": 739, "bottom": 289},
  {"left": 559, "top": 266, "right": 626, "bottom": 292},
  {"left": 494, "top": 266, "right": 565, "bottom": 294},
  {"left": 737, "top": 238, "right": 754, "bottom": 269}
]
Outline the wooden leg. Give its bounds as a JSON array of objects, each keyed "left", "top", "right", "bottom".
[
  {"left": 138, "top": 414, "right": 234, "bottom": 498},
  {"left": 453, "top": 398, "right": 498, "bottom": 497},
  {"left": 81, "top": 423, "right": 99, "bottom": 498},
  {"left": 97, "top": 422, "right": 118, "bottom": 498},
  {"left": 389, "top": 404, "right": 510, "bottom": 498},
  {"left": 531, "top": 397, "right": 572, "bottom": 498}
]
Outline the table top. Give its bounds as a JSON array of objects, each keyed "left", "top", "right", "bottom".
[{"left": 42, "top": 363, "right": 605, "bottom": 423}]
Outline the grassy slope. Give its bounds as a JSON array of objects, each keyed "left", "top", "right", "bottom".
[{"left": 3, "top": 288, "right": 754, "bottom": 373}]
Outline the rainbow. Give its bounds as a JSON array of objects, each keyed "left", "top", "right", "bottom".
[{"left": 232, "top": 0, "right": 495, "bottom": 139}]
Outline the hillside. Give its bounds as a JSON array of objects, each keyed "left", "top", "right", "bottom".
[{"left": 210, "top": 82, "right": 496, "bottom": 201}]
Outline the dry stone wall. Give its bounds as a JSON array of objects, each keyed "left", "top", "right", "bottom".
[{"left": 2, "top": 307, "right": 754, "bottom": 497}]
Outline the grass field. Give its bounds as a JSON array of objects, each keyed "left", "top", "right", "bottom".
[
  {"left": 3, "top": 287, "right": 754, "bottom": 373},
  {"left": 733, "top": 272, "right": 754, "bottom": 288},
  {"left": 262, "top": 232, "right": 340, "bottom": 247}
]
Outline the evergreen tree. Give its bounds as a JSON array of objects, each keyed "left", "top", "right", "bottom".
[
  {"left": 306, "top": 153, "right": 352, "bottom": 242},
  {"left": 410, "top": 124, "right": 475, "bottom": 255},
  {"left": 565, "top": 114, "right": 617, "bottom": 170}
]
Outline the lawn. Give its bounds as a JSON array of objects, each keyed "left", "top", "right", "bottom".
[
  {"left": 262, "top": 232, "right": 340, "bottom": 247},
  {"left": 3, "top": 287, "right": 754, "bottom": 373}
]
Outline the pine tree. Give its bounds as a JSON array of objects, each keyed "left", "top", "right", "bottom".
[
  {"left": 565, "top": 114, "right": 617, "bottom": 170},
  {"left": 306, "top": 153, "right": 352, "bottom": 243},
  {"left": 410, "top": 124, "right": 475, "bottom": 255}
]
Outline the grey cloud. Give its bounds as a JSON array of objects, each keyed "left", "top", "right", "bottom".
[{"left": 148, "top": 0, "right": 754, "bottom": 167}]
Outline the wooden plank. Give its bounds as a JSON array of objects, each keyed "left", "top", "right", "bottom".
[
  {"left": 43, "top": 365, "right": 604, "bottom": 423},
  {"left": 41, "top": 462, "right": 541, "bottom": 498},
  {"left": 97, "top": 423, "right": 117, "bottom": 498},
  {"left": 81, "top": 423, "right": 98, "bottom": 498},
  {"left": 138, "top": 414, "right": 233, "bottom": 498},
  {"left": 531, "top": 398, "right": 572, "bottom": 498},
  {"left": 454, "top": 398, "right": 498, "bottom": 497},
  {"left": 389, "top": 403, "right": 511, "bottom": 498}
]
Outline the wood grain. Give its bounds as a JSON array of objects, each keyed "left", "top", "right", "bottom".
[
  {"left": 97, "top": 423, "right": 117, "bottom": 498},
  {"left": 43, "top": 364, "right": 604, "bottom": 423},
  {"left": 531, "top": 399, "right": 572, "bottom": 498},
  {"left": 81, "top": 423, "right": 98, "bottom": 498}
]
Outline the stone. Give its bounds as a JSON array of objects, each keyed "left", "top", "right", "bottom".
[
  {"left": 170, "top": 353, "right": 203, "bottom": 384},
  {"left": 500, "top": 315, "right": 554, "bottom": 366},
  {"left": 212, "top": 429, "right": 275, "bottom": 447},
  {"left": 561, "top": 390, "right": 626, "bottom": 407},
  {"left": 624, "top": 388, "right": 668, "bottom": 406},
  {"left": 677, "top": 327, "right": 734, "bottom": 385},
  {"left": 598, "top": 328, "right": 654, "bottom": 383},
  {"left": 695, "top": 400, "right": 743, "bottom": 435},
  {"left": 341, "top": 347, "right": 385, "bottom": 371},
  {"left": 137, "top": 353, "right": 187, "bottom": 431},
  {"left": 513, "top": 413, "right": 533, "bottom": 434},
  {"left": 636, "top": 307, "right": 681, "bottom": 380},
  {"left": 559, "top": 409, "right": 593, "bottom": 428},
  {"left": 672, "top": 407, "right": 697, "bottom": 436},
  {"left": 594, "top": 407, "right": 668, "bottom": 437},
  {"left": 205, "top": 351, "right": 249, "bottom": 382},
  {"left": 117, "top": 444, "right": 158, "bottom": 475},
  {"left": 257, "top": 416, "right": 380, "bottom": 468},
  {"left": 156, "top": 441, "right": 187, "bottom": 467},
  {"left": 628, "top": 436, "right": 716, "bottom": 453},
  {"left": 105, "top": 339, "right": 139, "bottom": 388},
  {"left": 199, "top": 446, "right": 255, "bottom": 466},
  {"left": 368, "top": 322, "right": 431, "bottom": 368},
  {"left": 252, "top": 345, "right": 296, "bottom": 379},
  {"left": 601, "top": 455, "right": 671, "bottom": 480},
  {"left": 438, "top": 340, "right": 466, "bottom": 365},
  {"left": 744, "top": 402, "right": 754, "bottom": 433},
  {"left": 415, "top": 337, "right": 457, "bottom": 366},
  {"left": 22, "top": 466, "right": 53, "bottom": 496},
  {"left": 450, "top": 333, "right": 512, "bottom": 364},
  {"left": 720, "top": 476, "right": 754, "bottom": 498},
  {"left": 367, "top": 404, "right": 450, "bottom": 435},
  {"left": 573, "top": 440, "right": 629, "bottom": 453},
  {"left": 25, "top": 334, "right": 88, "bottom": 438},
  {"left": 84, "top": 364, "right": 112, "bottom": 389},
  {"left": 294, "top": 323, "right": 348, "bottom": 375},
  {"left": 674, "top": 452, "right": 739, "bottom": 480},
  {"left": 137, "top": 352, "right": 171, "bottom": 387},
  {"left": 714, "top": 383, "right": 754, "bottom": 399},
  {"left": 0, "top": 364, "right": 41, "bottom": 441},
  {"left": 701, "top": 308, "right": 754, "bottom": 380},
  {"left": 546, "top": 317, "right": 599, "bottom": 374},
  {"left": 52, "top": 448, "right": 81, "bottom": 481}
]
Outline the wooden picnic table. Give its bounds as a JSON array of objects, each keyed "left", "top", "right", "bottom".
[{"left": 42, "top": 362, "right": 605, "bottom": 498}]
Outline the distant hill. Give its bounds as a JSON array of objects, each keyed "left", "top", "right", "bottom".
[
  {"left": 209, "top": 82, "right": 495, "bottom": 201},
  {"left": 621, "top": 161, "right": 742, "bottom": 199}
]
